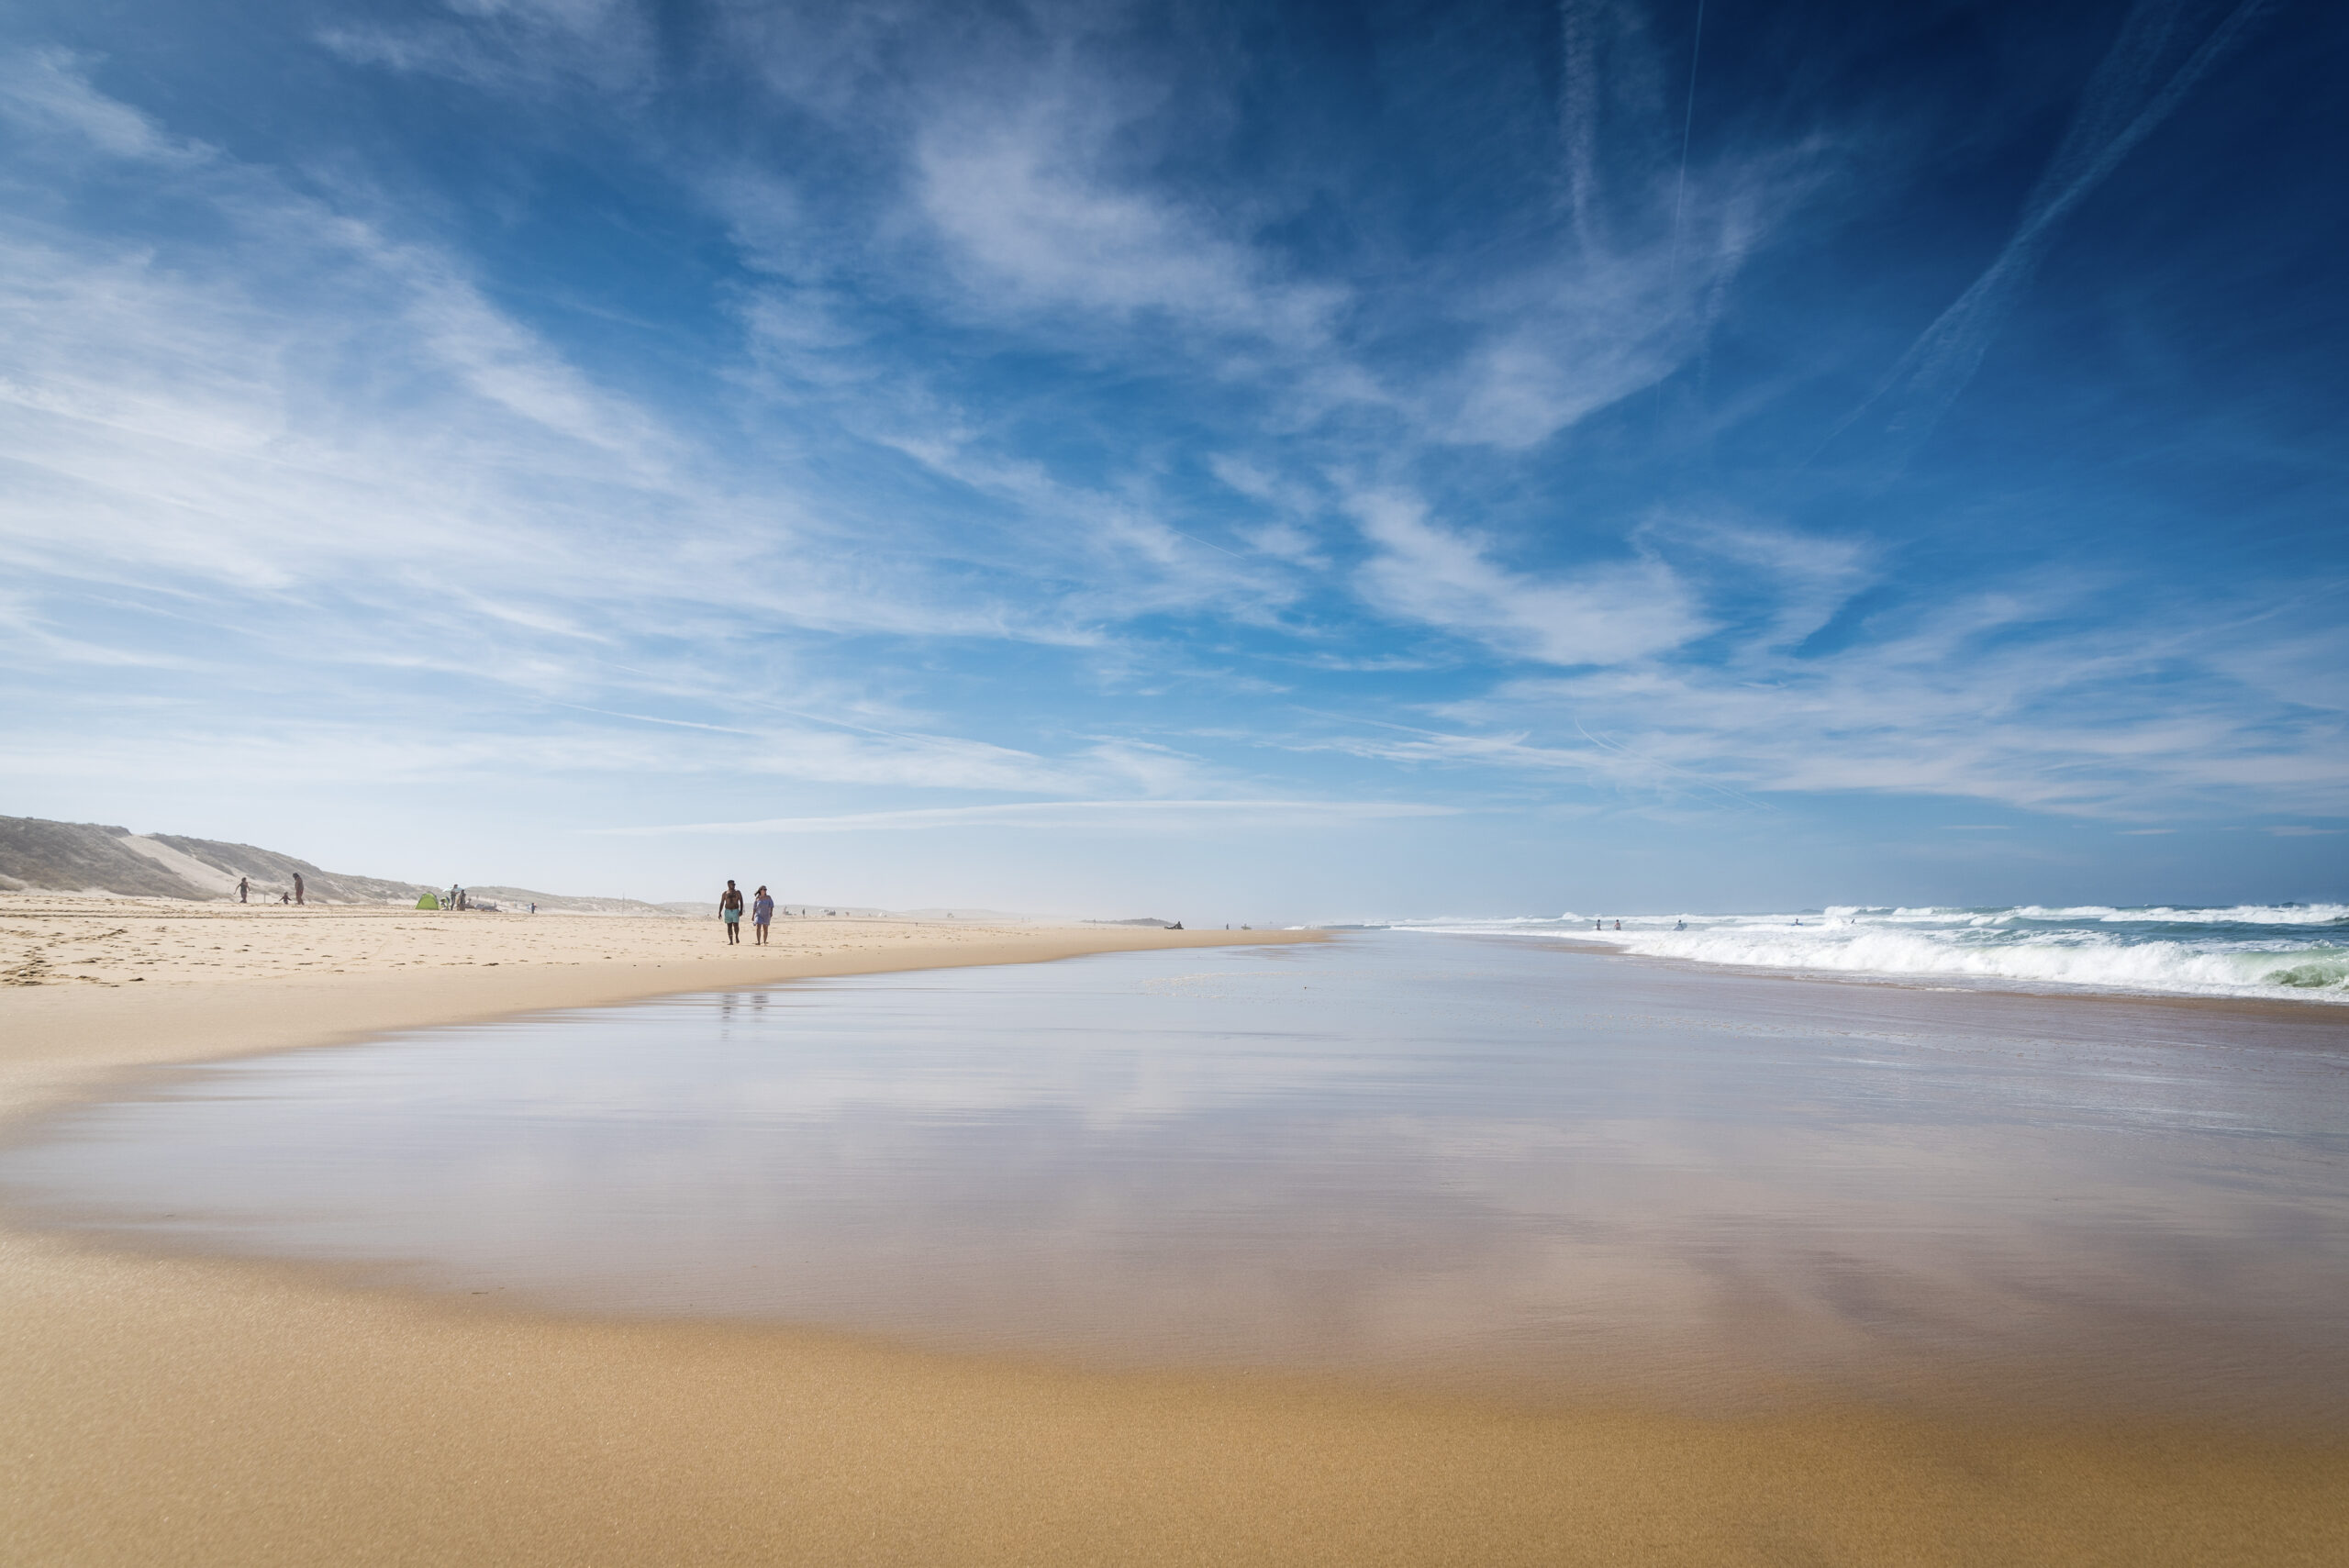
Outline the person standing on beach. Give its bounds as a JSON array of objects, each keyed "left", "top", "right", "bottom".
[
  {"left": 751, "top": 885, "right": 774, "bottom": 945},
  {"left": 238, "top": 876, "right": 249, "bottom": 904},
  {"left": 293, "top": 873, "right": 305, "bottom": 906},
  {"left": 719, "top": 880, "right": 744, "bottom": 944}
]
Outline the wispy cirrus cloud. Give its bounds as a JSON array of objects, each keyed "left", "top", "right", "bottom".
[
  {"left": 317, "top": 0, "right": 654, "bottom": 94},
  {"left": 1347, "top": 490, "right": 1708, "bottom": 665},
  {"left": 595, "top": 799, "right": 1462, "bottom": 836},
  {"left": 1378, "top": 584, "right": 2349, "bottom": 817},
  {"left": 914, "top": 109, "right": 1348, "bottom": 350},
  {"left": 0, "top": 47, "right": 212, "bottom": 162}
]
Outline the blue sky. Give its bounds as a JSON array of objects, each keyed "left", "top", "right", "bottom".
[{"left": 0, "top": 0, "right": 2342, "bottom": 919}]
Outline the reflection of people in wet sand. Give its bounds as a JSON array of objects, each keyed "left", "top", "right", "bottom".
[
  {"left": 751, "top": 885, "right": 774, "bottom": 945},
  {"left": 719, "top": 881, "right": 744, "bottom": 944}
]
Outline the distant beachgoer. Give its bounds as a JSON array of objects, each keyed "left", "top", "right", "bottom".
[
  {"left": 1594, "top": 919, "right": 1602, "bottom": 931},
  {"left": 720, "top": 881, "right": 744, "bottom": 944},
  {"left": 238, "top": 876, "right": 249, "bottom": 904},
  {"left": 1675, "top": 919, "right": 1687, "bottom": 931},
  {"left": 280, "top": 891, "right": 291, "bottom": 905},
  {"left": 1613, "top": 919, "right": 1620, "bottom": 931},
  {"left": 751, "top": 886, "right": 774, "bottom": 945},
  {"left": 294, "top": 873, "right": 305, "bottom": 906}
]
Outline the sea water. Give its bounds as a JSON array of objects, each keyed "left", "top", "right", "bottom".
[
  {"left": 3, "top": 932, "right": 2345, "bottom": 1417},
  {"left": 1400, "top": 904, "right": 2349, "bottom": 1002}
]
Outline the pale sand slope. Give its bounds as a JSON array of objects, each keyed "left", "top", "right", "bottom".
[{"left": 1, "top": 899, "right": 2343, "bottom": 1566}]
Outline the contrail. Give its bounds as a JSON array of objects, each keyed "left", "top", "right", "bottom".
[
  {"left": 1665, "top": 0, "right": 1708, "bottom": 295},
  {"left": 1812, "top": 0, "right": 2277, "bottom": 469},
  {"left": 1556, "top": 0, "right": 1602, "bottom": 247}
]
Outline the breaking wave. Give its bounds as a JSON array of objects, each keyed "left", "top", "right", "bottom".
[{"left": 1394, "top": 905, "right": 2349, "bottom": 1003}]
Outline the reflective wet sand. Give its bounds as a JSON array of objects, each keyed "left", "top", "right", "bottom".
[{"left": 7, "top": 932, "right": 2345, "bottom": 1423}]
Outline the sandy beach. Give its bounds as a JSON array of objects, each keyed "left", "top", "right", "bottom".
[
  {"left": 0, "top": 895, "right": 1301, "bottom": 1123},
  {"left": 4, "top": 899, "right": 2345, "bottom": 1565}
]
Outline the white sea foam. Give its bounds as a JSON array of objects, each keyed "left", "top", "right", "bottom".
[{"left": 1396, "top": 906, "right": 2349, "bottom": 1003}]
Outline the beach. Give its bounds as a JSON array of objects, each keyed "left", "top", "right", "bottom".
[
  {"left": 4, "top": 901, "right": 2346, "bottom": 1565},
  {"left": 0, "top": 895, "right": 1298, "bottom": 1123}
]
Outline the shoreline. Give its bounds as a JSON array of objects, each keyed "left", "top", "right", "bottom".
[
  {"left": 0, "top": 898, "right": 1312, "bottom": 1132},
  {"left": 4, "top": 902, "right": 2345, "bottom": 1563}
]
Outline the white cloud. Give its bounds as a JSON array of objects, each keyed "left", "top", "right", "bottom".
[
  {"left": 1347, "top": 491, "right": 1708, "bottom": 666},
  {"left": 0, "top": 49, "right": 210, "bottom": 163},
  {"left": 1404, "top": 583, "right": 2349, "bottom": 817},
  {"left": 913, "top": 107, "right": 1344, "bottom": 349},
  {"left": 595, "top": 799, "right": 1462, "bottom": 835},
  {"left": 317, "top": 0, "right": 652, "bottom": 93},
  {"left": 0, "top": 61, "right": 1123, "bottom": 669}
]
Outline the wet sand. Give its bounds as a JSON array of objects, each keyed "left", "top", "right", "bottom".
[{"left": 3, "top": 899, "right": 2344, "bottom": 1565}]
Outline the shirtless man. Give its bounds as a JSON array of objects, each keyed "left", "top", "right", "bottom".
[{"left": 718, "top": 880, "right": 745, "bottom": 944}]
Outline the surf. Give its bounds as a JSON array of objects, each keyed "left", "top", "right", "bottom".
[{"left": 1399, "top": 906, "right": 2349, "bottom": 1003}]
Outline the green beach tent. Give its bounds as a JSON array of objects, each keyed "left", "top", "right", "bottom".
[{"left": 417, "top": 893, "right": 441, "bottom": 909}]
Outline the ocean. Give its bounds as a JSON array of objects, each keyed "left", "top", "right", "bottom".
[{"left": 1395, "top": 904, "right": 2349, "bottom": 1002}]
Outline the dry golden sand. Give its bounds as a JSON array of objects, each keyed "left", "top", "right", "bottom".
[{"left": 2, "top": 896, "right": 2343, "bottom": 1565}]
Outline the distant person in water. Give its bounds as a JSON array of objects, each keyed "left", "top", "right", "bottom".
[
  {"left": 1613, "top": 919, "right": 1620, "bottom": 931},
  {"left": 719, "top": 881, "right": 744, "bottom": 943},
  {"left": 293, "top": 873, "right": 305, "bottom": 906},
  {"left": 751, "top": 885, "right": 774, "bottom": 945},
  {"left": 238, "top": 876, "right": 249, "bottom": 904}
]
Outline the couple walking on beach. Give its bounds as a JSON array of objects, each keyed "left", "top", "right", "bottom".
[{"left": 718, "top": 881, "right": 775, "bottom": 945}]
